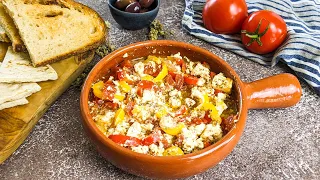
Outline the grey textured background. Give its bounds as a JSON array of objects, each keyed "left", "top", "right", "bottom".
[{"left": 0, "top": 0, "right": 319, "bottom": 179}]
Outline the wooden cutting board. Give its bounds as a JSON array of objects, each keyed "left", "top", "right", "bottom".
[{"left": 0, "top": 50, "right": 95, "bottom": 163}]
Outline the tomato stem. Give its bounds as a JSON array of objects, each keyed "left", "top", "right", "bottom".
[{"left": 241, "top": 19, "right": 270, "bottom": 47}]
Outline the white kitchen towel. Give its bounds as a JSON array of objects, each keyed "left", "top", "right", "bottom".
[{"left": 182, "top": 0, "right": 320, "bottom": 96}]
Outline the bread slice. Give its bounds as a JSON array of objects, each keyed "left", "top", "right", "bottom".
[
  {"left": 0, "top": 46, "right": 58, "bottom": 83},
  {"left": 0, "top": 25, "right": 10, "bottom": 42},
  {"left": 2, "top": 0, "right": 106, "bottom": 67},
  {"left": 0, "top": 2, "right": 26, "bottom": 52},
  {"left": 0, "top": 97, "right": 28, "bottom": 110}
]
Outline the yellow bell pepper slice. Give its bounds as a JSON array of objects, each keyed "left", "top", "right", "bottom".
[
  {"left": 153, "top": 63, "right": 168, "bottom": 83},
  {"left": 114, "top": 108, "right": 125, "bottom": 126},
  {"left": 155, "top": 107, "right": 168, "bottom": 119},
  {"left": 161, "top": 123, "right": 185, "bottom": 136},
  {"left": 92, "top": 81, "right": 104, "bottom": 99},
  {"left": 202, "top": 94, "right": 221, "bottom": 123},
  {"left": 114, "top": 94, "right": 125, "bottom": 101},
  {"left": 141, "top": 75, "right": 154, "bottom": 81},
  {"left": 163, "top": 146, "right": 184, "bottom": 156},
  {"left": 119, "top": 81, "right": 131, "bottom": 93}
]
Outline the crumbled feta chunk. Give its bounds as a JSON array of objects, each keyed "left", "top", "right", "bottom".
[
  {"left": 201, "top": 124, "right": 223, "bottom": 141},
  {"left": 132, "top": 145, "right": 149, "bottom": 154},
  {"left": 169, "top": 89, "right": 181, "bottom": 97},
  {"left": 185, "top": 98, "right": 196, "bottom": 107},
  {"left": 126, "top": 122, "right": 142, "bottom": 138},
  {"left": 169, "top": 96, "right": 181, "bottom": 108},
  {"left": 123, "top": 53, "right": 128, "bottom": 58},
  {"left": 134, "top": 62, "right": 145, "bottom": 76},
  {"left": 211, "top": 73, "right": 233, "bottom": 93},
  {"left": 113, "top": 121, "right": 130, "bottom": 135},
  {"left": 191, "top": 63, "right": 210, "bottom": 78},
  {"left": 149, "top": 143, "right": 164, "bottom": 156},
  {"left": 132, "top": 105, "right": 152, "bottom": 121},
  {"left": 142, "top": 89, "right": 156, "bottom": 103},
  {"left": 160, "top": 115, "right": 175, "bottom": 129},
  {"left": 163, "top": 134, "right": 174, "bottom": 144},
  {"left": 181, "top": 127, "right": 199, "bottom": 153},
  {"left": 141, "top": 123, "right": 154, "bottom": 133},
  {"left": 194, "top": 124, "right": 206, "bottom": 136},
  {"left": 191, "top": 87, "right": 204, "bottom": 102},
  {"left": 172, "top": 52, "right": 182, "bottom": 59},
  {"left": 197, "top": 77, "right": 206, "bottom": 86}
]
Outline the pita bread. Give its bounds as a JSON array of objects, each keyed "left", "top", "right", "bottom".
[
  {"left": 0, "top": 25, "right": 10, "bottom": 42},
  {"left": 0, "top": 98, "right": 28, "bottom": 110},
  {"left": 0, "top": 42, "right": 8, "bottom": 61},
  {"left": 0, "top": 82, "right": 41, "bottom": 104},
  {"left": 0, "top": 47, "right": 58, "bottom": 83}
]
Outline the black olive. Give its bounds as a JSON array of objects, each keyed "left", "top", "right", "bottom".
[
  {"left": 125, "top": 2, "right": 141, "bottom": 13},
  {"left": 139, "top": 0, "right": 154, "bottom": 8},
  {"left": 114, "top": 0, "right": 136, "bottom": 10}
]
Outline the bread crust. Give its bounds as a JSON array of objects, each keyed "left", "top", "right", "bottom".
[{"left": 2, "top": 0, "right": 107, "bottom": 66}]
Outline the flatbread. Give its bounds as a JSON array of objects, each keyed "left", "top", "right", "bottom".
[
  {"left": 0, "top": 82, "right": 41, "bottom": 104},
  {"left": 0, "top": 98, "right": 28, "bottom": 110},
  {"left": 0, "top": 42, "right": 8, "bottom": 61},
  {"left": 0, "top": 25, "right": 10, "bottom": 42},
  {"left": 0, "top": 47, "right": 58, "bottom": 83}
]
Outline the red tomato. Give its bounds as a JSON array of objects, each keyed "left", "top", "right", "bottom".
[
  {"left": 184, "top": 75, "right": 198, "bottom": 85},
  {"left": 125, "top": 101, "right": 135, "bottom": 116},
  {"left": 116, "top": 68, "right": 126, "bottom": 81},
  {"left": 174, "top": 74, "right": 184, "bottom": 90},
  {"left": 210, "top": 71, "right": 216, "bottom": 78},
  {"left": 175, "top": 105, "right": 187, "bottom": 117},
  {"left": 137, "top": 80, "right": 155, "bottom": 96},
  {"left": 120, "top": 60, "right": 134, "bottom": 68},
  {"left": 142, "top": 134, "right": 160, "bottom": 146},
  {"left": 165, "top": 74, "right": 175, "bottom": 86},
  {"left": 241, "top": 10, "right": 287, "bottom": 54},
  {"left": 202, "top": 0, "right": 248, "bottom": 34},
  {"left": 108, "top": 135, "right": 142, "bottom": 147},
  {"left": 102, "top": 82, "right": 116, "bottom": 101}
]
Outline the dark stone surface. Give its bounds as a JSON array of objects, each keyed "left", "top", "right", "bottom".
[{"left": 0, "top": 0, "right": 319, "bottom": 179}]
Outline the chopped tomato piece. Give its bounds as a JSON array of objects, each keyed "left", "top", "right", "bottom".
[
  {"left": 174, "top": 74, "right": 184, "bottom": 90},
  {"left": 204, "top": 141, "right": 211, "bottom": 148},
  {"left": 214, "top": 89, "right": 223, "bottom": 95},
  {"left": 137, "top": 80, "right": 155, "bottom": 96},
  {"left": 175, "top": 58, "right": 185, "bottom": 66},
  {"left": 108, "top": 135, "right": 142, "bottom": 147},
  {"left": 137, "top": 80, "right": 155, "bottom": 89},
  {"left": 102, "top": 82, "right": 116, "bottom": 101},
  {"left": 120, "top": 59, "right": 133, "bottom": 68},
  {"left": 202, "top": 61, "right": 209, "bottom": 68},
  {"left": 105, "top": 102, "right": 119, "bottom": 110},
  {"left": 210, "top": 71, "right": 216, "bottom": 78},
  {"left": 221, "top": 115, "right": 236, "bottom": 134},
  {"left": 165, "top": 74, "right": 175, "bottom": 86},
  {"left": 116, "top": 68, "right": 126, "bottom": 81},
  {"left": 142, "top": 134, "right": 160, "bottom": 146},
  {"left": 175, "top": 105, "right": 187, "bottom": 117},
  {"left": 191, "top": 112, "right": 212, "bottom": 125},
  {"left": 125, "top": 101, "right": 135, "bottom": 116},
  {"left": 181, "top": 62, "right": 186, "bottom": 73},
  {"left": 168, "top": 71, "right": 177, "bottom": 79},
  {"left": 184, "top": 75, "right": 198, "bottom": 85}
]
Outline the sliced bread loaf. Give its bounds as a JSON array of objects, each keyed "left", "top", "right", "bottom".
[
  {"left": 2, "top": 0, "right": 106, "bottom": 67},
  {"left": 0, "top": 2, "right": 26, "bottom": 52}
]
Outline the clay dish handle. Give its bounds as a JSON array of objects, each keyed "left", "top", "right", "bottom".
[{"left": 244, "top": 73, "right": 302, "bottom": 109}]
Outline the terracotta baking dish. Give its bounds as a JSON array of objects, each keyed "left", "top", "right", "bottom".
[{"left": 80, "top": 40, "right": 302, "bottom": 179}]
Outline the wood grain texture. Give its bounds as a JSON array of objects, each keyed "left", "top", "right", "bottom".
[{"left": 0, "top": 51, "right": 95, "bottom": 163}]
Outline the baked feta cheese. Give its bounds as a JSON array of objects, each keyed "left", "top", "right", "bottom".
[
  {"left": 201, "top": 124, "right": 223, "bottom": 141},
  {"left": 127, "top": 122, "right": 142, "bottom": 138},
  {"left": 185, "top": 98, "right": 196, "bottom": 107},
  {"left": 191, "top": 63, "right": 210, "bottom": 78},
  {"left": 132, "top": 145, "right": 149, "bottom": 154},
  {"left": 211, "top": 73, "right": 233, "bottom": 93},
  {"left": 134, "top": 62, "right": 145, "bottom": 77}
]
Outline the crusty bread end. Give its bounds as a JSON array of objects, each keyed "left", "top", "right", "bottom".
[{"left": 2, "top": 0, "right": 106, "bottom": 67}]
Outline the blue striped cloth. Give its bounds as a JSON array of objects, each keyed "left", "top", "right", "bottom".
[{"left": 182, "top": 0, "right": 320, "bottom": 96}]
